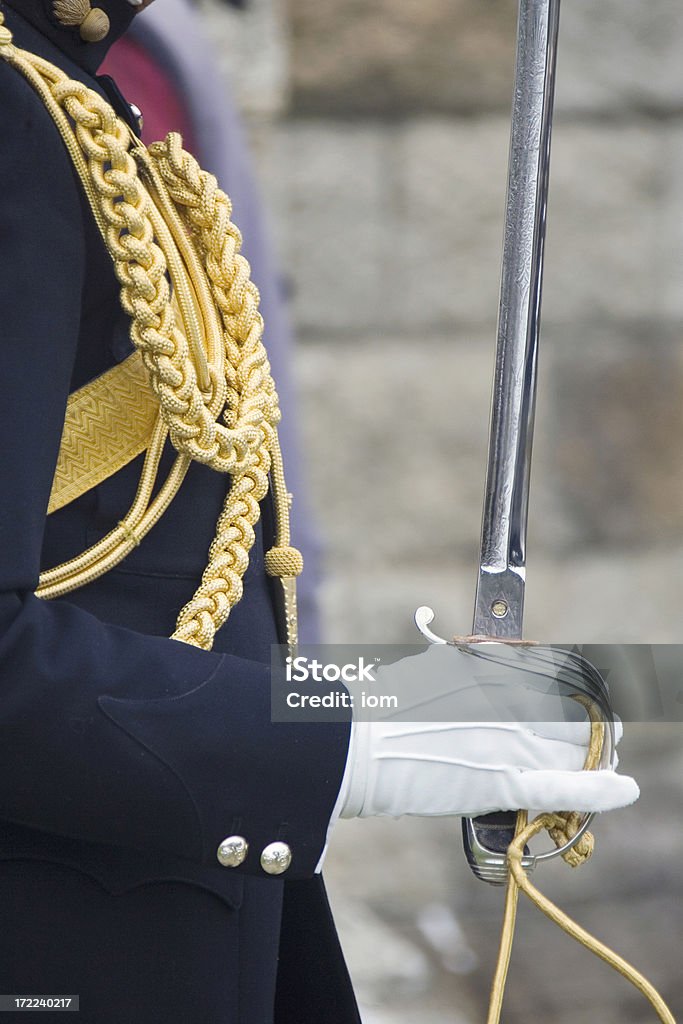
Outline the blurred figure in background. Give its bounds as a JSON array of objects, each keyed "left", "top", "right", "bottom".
[{"left": 102, "top": 0, "right": 322, "bottom": 641}]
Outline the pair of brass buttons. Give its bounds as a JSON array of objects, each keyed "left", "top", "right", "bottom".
[{"left": 216, "top": 836, "right": 292, "bottom": 875}]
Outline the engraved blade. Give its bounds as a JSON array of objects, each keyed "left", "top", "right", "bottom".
[
  {"left": 464, "top": 0, "right": 562, "bottom": 886},
  {"left": 473, "top": 0, "right": 560, "bottom": 640}
]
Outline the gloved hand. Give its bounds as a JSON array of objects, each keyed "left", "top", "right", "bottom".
[{"left": 338, "top": 644, "right": 639, "bottom": 820}]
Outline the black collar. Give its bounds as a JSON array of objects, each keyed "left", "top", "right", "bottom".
[{"left": 2, "top": 0, "right": 136, "bottom": 74}]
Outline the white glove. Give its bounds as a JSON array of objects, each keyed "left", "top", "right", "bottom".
[{"left": 338, "top": 644, "right": 639, "bottom": 820}]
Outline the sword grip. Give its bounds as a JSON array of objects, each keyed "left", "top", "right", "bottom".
[{"left": 462, "top": 811, "right": 520, "bottom": 886}]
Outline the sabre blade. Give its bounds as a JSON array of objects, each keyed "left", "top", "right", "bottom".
[
  {"left": 464, "top": 0, "right": 561, "bottom": 885},
  {"left": 473, "top": 0, "right": 560, "bottom": 640}
]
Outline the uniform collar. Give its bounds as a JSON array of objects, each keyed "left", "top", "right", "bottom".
[{"left": 3, "top": 0, "right": 137, "bottom": 74}]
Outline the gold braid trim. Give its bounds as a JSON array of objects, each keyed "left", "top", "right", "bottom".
[{"left": 0, "top": 20, "right": 301, "bottom": 650}]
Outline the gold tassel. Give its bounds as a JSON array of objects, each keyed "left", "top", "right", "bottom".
[{"left": 52, "top": 0, "right": 110, "bottom": 42}]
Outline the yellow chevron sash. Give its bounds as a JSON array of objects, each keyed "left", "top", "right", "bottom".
[{"left": 47, "top": 351, "right": 159, "bottom": 515}]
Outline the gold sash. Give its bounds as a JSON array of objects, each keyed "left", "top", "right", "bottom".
[{"left": 48, "top": 351, "right": 158, "bottom": 515}]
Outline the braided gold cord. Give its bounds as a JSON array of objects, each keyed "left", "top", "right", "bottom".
[
  {"left": 138, "top": 136, "right": 282, "bottom": 647},
  {"left": 0, "top": 24, "right": 300, "bottom": 650}
]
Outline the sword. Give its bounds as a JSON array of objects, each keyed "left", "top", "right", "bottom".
[
  {"left": 465, "top": 0, "right": 560, "bottom": 882},
  {"left": 416, "top": 0, "right": 583, "bottom": 883}
]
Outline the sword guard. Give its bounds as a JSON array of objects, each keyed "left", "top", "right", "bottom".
[{"left": 413, "top": 608, "right": 612, "bottom": 885}]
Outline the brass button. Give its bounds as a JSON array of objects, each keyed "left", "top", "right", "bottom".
[
  {"left": 260, "top": 841, "right": 292, "bottom": 875},
  {"left": 216, "top": 835, "right": 248, "bottom": 868}
]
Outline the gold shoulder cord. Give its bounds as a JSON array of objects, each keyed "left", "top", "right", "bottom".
[
  {"left": 0, "top": 17, "right": 676, "bottom": 1024},
  {"left": 0, "top": 15, "right": 302, "bottom": 650}
]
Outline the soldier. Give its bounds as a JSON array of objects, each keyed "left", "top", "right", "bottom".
[{"left": 0, "top": 2, "right": 637, "bottom": 1022}]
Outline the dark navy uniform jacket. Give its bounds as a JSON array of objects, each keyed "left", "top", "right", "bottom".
[{"left": 0, "top": 2, "right": 358, "bottom": 1020}]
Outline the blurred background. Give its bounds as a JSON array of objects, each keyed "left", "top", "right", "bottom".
[{"left": 138, "top": 1, "right": 683, "bottom": 1020}]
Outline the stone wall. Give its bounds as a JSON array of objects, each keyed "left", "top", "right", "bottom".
[{"left": 256, "top": 0, "right": 683, "bottom": 646}]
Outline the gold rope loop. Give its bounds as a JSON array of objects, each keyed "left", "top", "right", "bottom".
[
  {"left": 501, "top": 812, "right": 676, "bottom": 1024},
  {"left": 486, "top": 706, "right": 675, "bottom": 1024}
]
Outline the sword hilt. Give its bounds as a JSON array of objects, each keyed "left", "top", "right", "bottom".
[
  {"left": 415, "top": 609, "right": 522, "bottom": 884},
  {"left": 463, "top": 813, "right": 525, "bottom": 886},
  {"left": 414, "top": 608, "right": 614, "bottom": 885},
  {"left": 467, "top": 570, "right": 527, "bottom": 883}
]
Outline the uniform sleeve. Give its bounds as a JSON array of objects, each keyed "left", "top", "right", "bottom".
[{"left": 0, "top": 64, "right": 349, "bottom": 879}]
